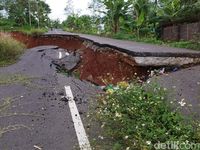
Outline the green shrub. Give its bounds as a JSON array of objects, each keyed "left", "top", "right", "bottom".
[
  {"left": 96, "top": 83, "right": 200, "bottom": 150},
  {"left": 112, "top": 32, "right": 136, "bottom": 40},
  {"left": 19, "top": 27, "right": 47, "bottom": 36},
  {"left": 0, "top": 33, "right": 25, "bottom": 66},
  {"left": 168, "top": 41, "right": 200, "bottom": 51}
]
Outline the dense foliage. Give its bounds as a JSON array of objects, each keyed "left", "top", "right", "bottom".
[
  {"left": 63, "top": 0, "right": 200, "bottom": 38},
  {"left": 62, "top": 14, "right": 97, "bottom": 33},
  {"left": 1, "top": 0, "right": 199, "bottom": 39},
  {"left": 0, "top": 33, "right": 25, "bottom": 66},
  {"left": 0, "top": 0, "right": 51, "bottom": 29},
  {"left": 95, "top": 83, "right": 200, "bottom": 149}
]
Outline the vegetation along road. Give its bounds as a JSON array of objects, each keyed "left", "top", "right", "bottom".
[{"left": 0, "top": 0, "right": 200, "bottom": 150}]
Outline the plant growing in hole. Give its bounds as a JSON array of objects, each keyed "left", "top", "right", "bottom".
[
  {"left": 56, "top": 66, "right": 80, "bottom": 79},
  {"left": 55, "top": 66, "right": 71, "bottom": 76},
  {"left": 73, "top": 70, "right": 81, "bottom": 79},
  {"left": 99, "top": 73, "right": 116, "bottom": 85},
  {"left": 94, "top": 82, "right": 200, "bottom": 150}
]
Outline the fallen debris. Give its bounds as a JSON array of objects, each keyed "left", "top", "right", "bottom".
[
  {"left": 10, "top": 32, "right": 200, "bottom": 85},
  {"left": 60, "top": 97, "right": 69, "bottom": 103},
  {"left": 52, "top": 52, "right": 81, "bottom": 72},
  {"left": 36, "top": 46, "right": 59, "bottom": 52}
]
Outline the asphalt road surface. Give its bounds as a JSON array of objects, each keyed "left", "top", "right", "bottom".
[
  {"left": 1, "top": 30, "right": 200, "bottom": 150},
  {"left": 46, "top": 29, "right": 200, "bottom": 58},
  {"left": 151, "top": 65, "right": 200, "bottom": 119},
  {"left": 0, "top": 46, "right": 99, "bottom": 150}
]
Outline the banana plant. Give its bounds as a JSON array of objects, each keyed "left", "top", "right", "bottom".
[
  {"left": 93, "top": 0, "right": 132, "bottom": 34},
  {"left": 133, "top": 0, "right": 149, "bottom": 38},
  {"left": 157, "top": 0, "right": 182, "bottom": 21}
]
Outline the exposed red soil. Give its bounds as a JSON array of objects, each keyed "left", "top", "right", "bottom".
[
  {"left": 9, "top": 32, "right": 148, "bottom": 85},
  {"left": 78, "top": 48, "right": 147, "bottom": 85},
  {"left": 11, "top": 32, "right": 84, "bottom": 51}
]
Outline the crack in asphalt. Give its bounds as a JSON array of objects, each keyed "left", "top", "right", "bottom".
[{"left": 0, "top": 46, "right": 100, "bottom": 150}]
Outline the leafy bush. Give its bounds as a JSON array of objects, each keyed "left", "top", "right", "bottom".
[
  {"left": 0, "top": 24, "right": 47, "bottom": 36},
  {"left": 19, "top": 27, "right": 47, "bottom": 36},
  {"left": 105, "top": 32, "right": 200, "bottom": 51},
  {"left": 168, "top": 41, "right": 200, "bottom": 51},
  {"left": 112, "top": 32, "right": 136, "bottom": 40},
  {"left": 0, "top": 33, "right": 25, "bottom": 66},
  {"left": 96, "top": 83, "right": 200, "bottom": 150}
]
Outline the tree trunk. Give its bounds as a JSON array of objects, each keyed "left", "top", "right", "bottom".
[
  {"left": 28, "top": 0, "right": 31, "bottom": 27},
  {"left": 153, "top": 0, "right": 158, "bottom": 34},
  {"left": 113, "top": 19, "right": 119, "bottom": 34},
  {"left": 137, "top": 27, "right": 140, "bottom": 39}
]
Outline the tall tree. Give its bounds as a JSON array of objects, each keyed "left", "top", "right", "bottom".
[
  {"left": 3, "top": 0, "right": 51, "bottom": 27},
  {"left": 132, "top": 0, "right": 149, "bottom": 37},
  {"left": 65, "top": 0, "right": 74, "bottom": 17},
  {"left": 158, "top": 0, "right": 181, "bottom": 21},
  {"left": 4, "top": 0, "right": 28, "bottom": 25},
  {"left": 32, "top": 0, "right": 51, "bottom": 27},
  {"left": 92, "top": 0, "right": 132, "bottom": 34},
  {"left": 62, "top": 14, "right": 95, "bottom": 33},
  {"left": 0, "top": 1, "right": 3, "bottom": 10},
  {"left": 0, "top": 1, "right": 4, "bottom": 18}
]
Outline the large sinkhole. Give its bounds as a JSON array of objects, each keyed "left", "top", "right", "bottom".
[{"left": 10, "top": 32, "right": 194, "bottom": 85}]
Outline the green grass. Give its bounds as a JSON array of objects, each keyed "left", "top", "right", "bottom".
[
  {"left": 0, "top": 74, "right": 31, "bottom": 85},
  {"left": 112, "top": 33, "right": 200, "bottom": 51},
  {"left": 63, "top": 29, "right": 200, "bottom": 51},
  {"left": 94, "top": 82, "right": 200, "bottom": 150},
  {"left": 0, "top": 24, "right": 47, "bottom": 36},
  {"left": 18, "top": 27, "right": 48, "bottom": 36},
  {"left": 0, "top": 33, "right": 25, "bottom": 66},
  {"left": 168, "top": 41, "right": 200, "bottom": 50}
]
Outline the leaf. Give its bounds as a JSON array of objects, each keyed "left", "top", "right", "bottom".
[{"left": 136, "top": 10, "right": 145, "bottom": 27}]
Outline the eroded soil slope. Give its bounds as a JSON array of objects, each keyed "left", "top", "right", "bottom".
[{"left": 11, "top": 32, "right": 148, "bottom": 85}]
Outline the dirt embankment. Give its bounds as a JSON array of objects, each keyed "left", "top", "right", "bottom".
[{"left": 10, "top": 32, "right": 148, "bottom": 85}]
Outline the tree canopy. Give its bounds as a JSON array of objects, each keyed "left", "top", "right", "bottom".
[
  {"left": 1, "top": 0, "right": 51, "bottom": 27},
  {"left": 63, "top": 0, "right": 200, "bottom": 38},
  {"left": 1, "top": 0, "right": 199, "bottom": 39}
]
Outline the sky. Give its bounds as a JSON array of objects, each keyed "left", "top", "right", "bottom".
[{"left": 45, "top": 0, "right": 92, "bottom": 22}]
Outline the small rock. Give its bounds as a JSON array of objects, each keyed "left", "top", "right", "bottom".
[
  {"left": 58, "top": 91, "right": 65, "bottom": 96},
  {"left": 60, "top": 97, "right": 69, "bottom": 103},
  {"left": 42, "top": 92, "right": 46, "bottom": 97}
]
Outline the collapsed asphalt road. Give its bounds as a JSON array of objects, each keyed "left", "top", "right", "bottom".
[
  {"left": 0, "top": 46, "right": 99, "bottom": 150},
  {"left": 1, "top": 30, "right": 200, "bottom": 150},
  {"left": 10, "top": 31, "right": 200, "bottom": 85}
]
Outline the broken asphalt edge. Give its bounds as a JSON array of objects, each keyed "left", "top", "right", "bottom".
[{"left": 43, "top": 33, "right": 200, "bottom": 58}]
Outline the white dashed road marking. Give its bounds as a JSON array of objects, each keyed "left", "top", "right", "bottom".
[
  {"left": 58, "top": 51, "right": 62, "bottom": 59},
  {"left": 64, "top": 86, "right": 91, "bottom": 150},
  {"left": 65, "top": 52, "right": 70, "bottom": 56},
  {"left": 59, "top": 51, "right": 69, "bottom": 59}
]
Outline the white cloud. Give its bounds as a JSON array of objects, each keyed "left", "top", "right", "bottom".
[{"left": 45, "top": 0, "right": 92, "bottom": 21}]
